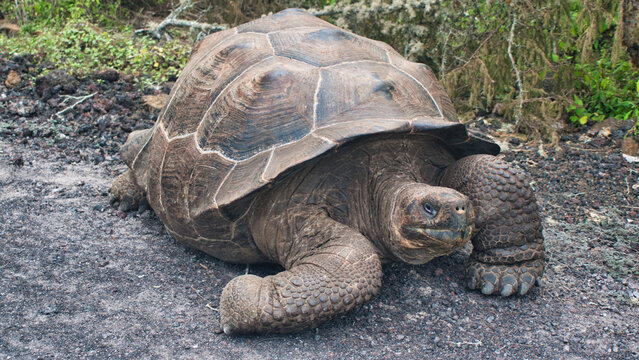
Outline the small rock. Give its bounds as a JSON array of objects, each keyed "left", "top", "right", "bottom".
[
  {"left": 508, "top": 137, "right": 521, "bottom": 146},
  {"left": 142, "top": 93, "right": 168, "bottom": 110},
  {"left": 10, "top": 156, "right": 24, "bottom": 167},
  {"left": 95, "top": 69, "right": 120, "bottom": 82},
  {"left": 35, "top": 69, "right": 77, "bottom": 99},
  {"left": 621, "top": 137, "right": 638, "bottom": 156},
  {"left": 93, "top": 204, "right": 108, "bottom": 212},
  {"left": 116, "top": 210, "right": 127, "bottom": 219},
  {"left": 41, "top": 304, "right": 59, "bottom": 315},
  {"left": 5, "top": 69, "right": 21, "bottom": 88},
  {"left": 396, "top": 334, "right": 405, "bottom": 341}
]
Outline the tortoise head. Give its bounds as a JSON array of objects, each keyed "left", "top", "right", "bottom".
[{"left": 387, "top": 183, "right": 474, "bottom": 264}]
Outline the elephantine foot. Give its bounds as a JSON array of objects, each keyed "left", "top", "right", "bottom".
[
  {"left": 108, "top": 170, "right": 146, "bottom": 212},
  {"left": 466, "top": 258, "right": 544, "bottom": 296}
]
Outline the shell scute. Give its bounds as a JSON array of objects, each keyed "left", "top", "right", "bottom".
[
  {"left": 236, "top": 8, "right": 337, "bottom": 33},
  {"left": 315, "top": 62, "right": 439, "bottom": 128},
  {"left": 262, "top": 134, "right": 334, "bottom": 181},
  {"left": 145, "top": 128, "right": 169, "bottom": 218},
  {"left": 160, "top": 136, "right": 200, "bottom": 238},
  {"left": 161, "top": 33, "right": 272, "bottom": 138},
  {"left": 268, "top": 27, "right": 388, "bottom": 67},
  {"left": 215, "top": 150, "right": 272, "bottom": 210},
  {"left": 196, "top": 57, "right": 318, "bottom": 160}
]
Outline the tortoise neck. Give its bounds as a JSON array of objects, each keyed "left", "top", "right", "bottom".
[{"left": 370, "top": 166, "right": 422, "bottom": 261}]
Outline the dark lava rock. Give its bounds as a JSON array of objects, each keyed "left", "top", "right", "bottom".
[
  {"left": 94, "top": 69, "right": 120, "bottom": 82},
  {"left": 35, "top": 69, "right": 78, "bottom": 99}
]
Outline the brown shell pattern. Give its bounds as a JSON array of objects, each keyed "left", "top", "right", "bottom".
[{"left": 127, "top": 9, "right": 485, "bottom": 256}]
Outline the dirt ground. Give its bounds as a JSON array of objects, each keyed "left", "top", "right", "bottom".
[{"left": 1, "top": 53, "right": 638, "bottom": 359}]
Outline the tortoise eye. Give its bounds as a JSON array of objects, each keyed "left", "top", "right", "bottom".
[{"left": 423, "top": 203, "right": 437, "bottom": 217}]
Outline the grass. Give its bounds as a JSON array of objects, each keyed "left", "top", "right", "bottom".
[{"left": 0, "top": 20, "right": 191, "bottom": 86}]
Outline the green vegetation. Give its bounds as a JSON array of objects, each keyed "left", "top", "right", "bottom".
[
  {"left": 0, "top": 0, "right": 189, "bottom": 84},
  {"left": 569, "top": 56, "right": 639, "bottom": 126},
  {"left": 317, "top": 0, "right": 639, "bottom": 137},
  {"left": 0, "top": 0, "right": 637, "bottom": 133}
]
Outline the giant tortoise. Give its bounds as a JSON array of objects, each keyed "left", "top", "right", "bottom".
[{"left": 109, "top": 9, "right": 545, "bottom": 334}]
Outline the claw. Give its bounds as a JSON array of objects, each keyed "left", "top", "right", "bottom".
[
  {"left": 501, "top": 284, "right": 514, "bottom": 296},
  {"left": 481, "top": 281, "right": 495, "bottom": 295},
  {"left": 519, "top": 281, "right": 531, "bottom": 295},
  {"left": 468, "top": 277, "right": 477, "bottom": 289}
]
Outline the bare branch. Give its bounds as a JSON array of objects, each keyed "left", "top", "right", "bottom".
[
  {"left": 507, "top": 14, "right": 524, "bottom": 126},
  {"left": 135, "top": 0, "right": 227, "bottom": 40},
  {"left": 54, "top": 93, "right": 97, "bottom": 120},
  {"left": 309, "top": 0, "right": 437, "bottom": 17}
]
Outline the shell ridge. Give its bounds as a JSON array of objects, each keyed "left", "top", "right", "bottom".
[
  {"left": 130, "top": 127, "right": 155, "bottom": 169},
  {"left": 213, "top": 162, "right": 238, "bottom": 206},
  {"left": 265, "top": 33, "right": 276, "bottom": 56},
  {"left": 260, "top": 148, "right": 276, "bottom": 183},
  {"left": 322, "top": 59, "right": 388, "bottom": 69},
  {"left": 185, "top": 134, "right": 204, "bottom": 239},
  {"left": 167, "top": 131, "right": 196, "bottom": 141},
  {"left": 311, "top": 70, "right": 323, "bottom": 131},
  {"left": 310, "top": 132, "right": 336, "bottom": 144},
  {"left": 156, "top": 123, "right": 171, "bottom": 218}
]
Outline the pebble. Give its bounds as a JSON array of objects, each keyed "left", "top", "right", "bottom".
[{"left": 41, "top": 304, "right": 59, "bottom": 315}]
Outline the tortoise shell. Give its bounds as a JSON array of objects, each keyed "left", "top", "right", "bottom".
[{"left": 122, "top": 9, "right": 499, "bottom": 261}]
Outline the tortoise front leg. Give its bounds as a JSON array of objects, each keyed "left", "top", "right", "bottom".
[
  {"left": 440, "top": 155, "right": 544, "bottom": 296},
  {"left": 220, "top": 214, "right": 382, "bottom": 334}
]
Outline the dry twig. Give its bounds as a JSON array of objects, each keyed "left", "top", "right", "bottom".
[
  {"left": 54, "top": 92, "right": 97, "bottom": 119},
  {"left": 507, "top": 14, "right": 524, "bottom": 126},
  {"left": 135, "top": 0, "right": 227, "bottom": 40}
]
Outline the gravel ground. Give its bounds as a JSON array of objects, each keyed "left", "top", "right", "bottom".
[{"left": 1, "top": 53, "right": 638, "bottom": 359}]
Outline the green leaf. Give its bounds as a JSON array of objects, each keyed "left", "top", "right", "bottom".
[
  {"left": 552, "top": 53, "right": 559, "bottom": 63},
  {"left": 579, "top": 116, "right": 588, "bottom": 125}
]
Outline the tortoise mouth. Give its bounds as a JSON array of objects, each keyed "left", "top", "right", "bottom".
[{"left": 401, "top": 225, "right": 473, "bottom": 247}]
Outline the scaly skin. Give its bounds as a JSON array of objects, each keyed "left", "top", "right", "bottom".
[
  {"left": 109, "top": 170, "right": 145, "bottom": 212},
  {"left": 220, "top": 210, "right": 382, "bottom": 334},
  {"left": 439, "top": 154, "right": 545, "bottom": 296}
]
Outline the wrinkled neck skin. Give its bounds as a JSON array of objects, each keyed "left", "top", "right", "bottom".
[
  {"left": 373, "top": 170, "right": 422, "bottom": 262},
  {"left": 362, "top": 137, "right": 470, "bottom": 264}
]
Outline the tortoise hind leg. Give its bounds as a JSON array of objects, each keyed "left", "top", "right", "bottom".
[
  {"left": 440, "top": 154, "right": 544, "bottom": 296},
  {"left": 219, "top": 211, "right": 382, "bottom": 334},
  {"left": 109, "top": 170, "right": 147, "bottom": 212},
  {"left": 110, "top": 127, "right": 154, "bottom": 212}
]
